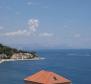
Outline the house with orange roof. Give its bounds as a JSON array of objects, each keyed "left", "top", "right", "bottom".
[{"left": 24, "top": 70, "right": 71, "bottom": 84}]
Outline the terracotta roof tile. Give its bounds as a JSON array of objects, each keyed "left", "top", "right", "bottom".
[{"left": 24, "top": 70, "right": 71, "bottom": 84}]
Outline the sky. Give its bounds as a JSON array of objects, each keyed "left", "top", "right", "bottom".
[{"left": 0, "top": 0, "right": 91, "bottom": 49}]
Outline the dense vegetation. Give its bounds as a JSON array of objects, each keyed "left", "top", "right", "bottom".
[{"left": 0, "top": 44, "right": 38, "bottom": 59}]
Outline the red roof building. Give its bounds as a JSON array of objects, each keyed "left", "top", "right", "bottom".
[{"left": 24, "top": 70, "right": 71, "bottom": 84}]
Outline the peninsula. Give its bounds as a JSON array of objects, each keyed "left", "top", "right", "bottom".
[{"left": 0, "top": 44, "right": 41, "bottom": 63}]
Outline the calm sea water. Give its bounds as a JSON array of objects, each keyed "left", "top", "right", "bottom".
[{"left": 0, "top": 49, "right": 91, "bottom": 84}]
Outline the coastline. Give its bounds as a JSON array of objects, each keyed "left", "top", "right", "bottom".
[{"left": 0, "top": 57, "right": 45, "bottom": 64}]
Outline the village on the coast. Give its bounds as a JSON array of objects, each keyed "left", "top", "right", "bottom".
[{"left": 0, "top": 44, "right": 41, "bottom": 63}]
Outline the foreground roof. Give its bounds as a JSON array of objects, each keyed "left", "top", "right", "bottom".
[{"left": 24, "top": 70, "right": 71, "bottom": 84}]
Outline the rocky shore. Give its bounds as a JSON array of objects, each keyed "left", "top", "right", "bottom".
[{"left": 0, "top": 57, "right": 45, "bottom": 64}]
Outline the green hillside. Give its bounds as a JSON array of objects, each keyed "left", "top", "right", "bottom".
[{"left": 0, "top": 44, "right": 37, "bottom": 59}]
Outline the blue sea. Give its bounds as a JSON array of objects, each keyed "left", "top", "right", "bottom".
[{"left": 0, "top": 49, "right": 91, "bottom": 84}]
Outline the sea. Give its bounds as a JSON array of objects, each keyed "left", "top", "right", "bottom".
[{"left": 0, "top": 49, "right": 91, "bottom": 84}]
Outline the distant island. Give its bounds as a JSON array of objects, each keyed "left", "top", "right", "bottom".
[{"left": 0, "top": 43, "right": 41, "bottom": 63}]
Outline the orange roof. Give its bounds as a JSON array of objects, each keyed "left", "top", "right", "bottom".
[{"left": 24, "top": 70, "right": 71, "bottom": 84}]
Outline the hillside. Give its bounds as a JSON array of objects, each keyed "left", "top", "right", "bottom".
[{"left": 0, "top": 44, "right": 38, "bottom": 59}]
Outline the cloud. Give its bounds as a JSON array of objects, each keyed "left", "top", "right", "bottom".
[
  {"left": 15, "top": 11, "right": 21, "bottom": 15},
  {"left": 63, "top": 25, "right": 68, "bottom": 28},
  {"left": 28, "top": 19, "right": 39, "bottom": 32},
  {"left": 27, "top": 2, "right": 32, "bottom": 6},
  {"left": 2, "top": 18, "right": 39, "bottom": 37},
  {"left": 39, "top": 32, "right": 53, "bottom": 37},
  {"left": 74, "top": 34, "right": 81, "bottom": 38},
  {"left": 2, "top": 18, "right": 54, "bottom": 38},
  {"left": 0, "top": 6, "right": 2, "bottom": 9},
  {"left": 4, "top": 30, "right": 30, "bottom": 36},
  {"left": 0, "top": 26, "right": 3, "bottom": 30},
  {"left": 27, "top": 2, "right": 32, "bottom": 5},
  {"left": 27, "top": 1, "right": 40, "bottom": 6},
  {"left": 43, "top": 6, "right": 49, "bottom": 9},
  {"left": 6, "top": 6, "right": 12, "bottom": 10}
]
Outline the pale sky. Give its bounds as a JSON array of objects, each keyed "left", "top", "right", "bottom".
[{"left": 0, "top": 0, "right": 91, "bottom": 49}]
